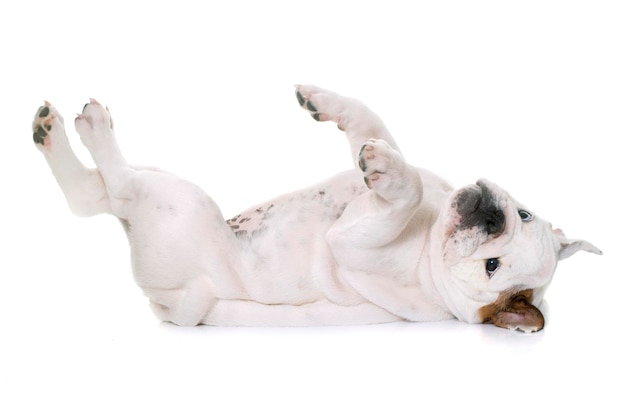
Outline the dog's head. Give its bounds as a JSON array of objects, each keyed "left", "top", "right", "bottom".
[{"left": 439, "top": 179, "right": 601, "bottom": 332}]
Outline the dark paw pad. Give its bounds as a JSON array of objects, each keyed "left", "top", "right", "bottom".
[
  {"left": 33, "top": 104, "right": 54, "bottom": 146},
  {"left": 296, "top": 89, "right": 321, "bottom": 121},
  {"left": 296, "top": 90, "right": 306, "bottom": 106},
  {"left": 306, "top": 100, "right": 317, "bottom": 112},
  {"left": 38, "top": 106, "right": 50, "bottom": 118},
  {"left": 33, "top": 125, "right": 47, "bottom": 145}
]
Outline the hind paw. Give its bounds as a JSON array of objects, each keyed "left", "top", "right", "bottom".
[
  {"left": 32, "top": 102, "right": 65, "bottom": 150},
  {"left": 74, "top": 98, "right": 115, "bottom": 149}
]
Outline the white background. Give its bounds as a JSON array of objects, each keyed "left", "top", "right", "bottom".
[{"left": 1, "top": 1, "right": 624, "bottom": 391}]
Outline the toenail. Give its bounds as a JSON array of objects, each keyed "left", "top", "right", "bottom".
[
  {"left": 311, "top": 113, "right": 320, "bottom": 121},
  {"left": 306, "top": 101, "right": 317, "bottom": 112},
  {"left": 38, "top": 107, "right": 50, "bottom": 117}
]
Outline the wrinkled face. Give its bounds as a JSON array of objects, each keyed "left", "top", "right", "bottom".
[{"left": 440, "top": 179, "right": 600, "bottom": 333}]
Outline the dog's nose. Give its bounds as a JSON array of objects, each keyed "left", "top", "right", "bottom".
[{"left": 465, "top": 180, "right": 506, "bottom": 237}]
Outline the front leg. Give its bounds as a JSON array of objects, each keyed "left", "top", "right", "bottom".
[
  {"left": 296, "top": 84, "right": 402, "bottom": 168},
  {"left": 325, "top": 141, "right": 452, "bottom": 321},
  {"left": 328, "top": 139, "right": 423, "bottom": 255},
  {"left": 357, "top": 139, "right": 422, "bottom": 202}
]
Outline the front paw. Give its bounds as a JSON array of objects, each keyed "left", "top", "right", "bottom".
[
  {"left": 296, "top": 84, "right": 336, "bottom": 121},
  {"left": 358, "top": 139, "right": 407, "bottom": 197},
  {"left": 295, "top": 84, "right": 349, "bottom": 129}
]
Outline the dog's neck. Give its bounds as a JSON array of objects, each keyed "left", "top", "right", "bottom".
[{"left": 424, "top": 216, "right": 488, "bottom": 323}]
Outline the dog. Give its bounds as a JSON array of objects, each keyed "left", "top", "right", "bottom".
[{"left": 32, "top": 85, "right": 601, "bottom": 332}]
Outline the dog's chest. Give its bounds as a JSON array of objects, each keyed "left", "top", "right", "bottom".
[
  {"left": 220, "top": 171, "right": 369, "bottom": 303},
  {"left": 226, "top": 171, "right": 367, "bottom": 243}
]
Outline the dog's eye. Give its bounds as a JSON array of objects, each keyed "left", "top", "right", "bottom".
[
  {"left": 518, "top": 210, "right": 533, "bottom": 222},
  {"left": 485, "top": 258, "right": 500, "bottom": 278}
]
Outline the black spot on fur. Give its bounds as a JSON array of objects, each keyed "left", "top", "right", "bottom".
[
  {"left": 234, "top": 230, "right": 248, "bottom": 237},
  {"left": 226, "top": 214, "right": 241, "bottom": 224},
  {"left": 38, "top": 106, "right": 49, "bottom": 117},
  {"left": 262, "top": 204, "right": 275, "bottom": 219},
  {"left": 335, "top": 203, "right": 348, "bottom": 219}
]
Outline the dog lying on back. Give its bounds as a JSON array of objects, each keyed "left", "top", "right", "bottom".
[{"left": 32, "top": 85, "right": 601, "bottom": 332}]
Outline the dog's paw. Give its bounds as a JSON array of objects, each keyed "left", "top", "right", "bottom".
[
  {"left": 74, "top": 99, "right": 113, "bottom": 145},
  {"left": 295, "top": 84, "right": 349, "bottom": 129},
  {"left": 358, "top": 139, "right": 407, "bottom": 197},
  {"left": 32, "top": 102, "right": 65, "bottom": 151}
]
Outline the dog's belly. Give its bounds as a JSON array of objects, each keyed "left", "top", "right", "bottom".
[{"left": 226, "top": 170, "right": 368, "bottom": 305}]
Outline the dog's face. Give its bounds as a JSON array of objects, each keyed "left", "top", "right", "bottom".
[{"left": 439, "top": 179, "right": 601, "bottom": 332}]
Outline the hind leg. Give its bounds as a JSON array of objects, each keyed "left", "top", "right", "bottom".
[
  {"left": 73, "top": 99, "right": 243, "bottom": 326},
  {"left": 32, "top": 103, "right": 112, "bottom": 216},
  {"left": 73, "top": 99, "right": 134, "bottom": 218},
  {"left": 146, "top": 276, "right": 217, "bottom": 326},
  {"left": 295, "top": 84, "right": 402, "bottom": 166}
]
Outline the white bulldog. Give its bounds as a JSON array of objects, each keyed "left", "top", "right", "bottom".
[{"left": 32, "top": 85, "right": 601, "bottom": 332}]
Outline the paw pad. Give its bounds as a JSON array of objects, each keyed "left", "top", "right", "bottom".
[
  {"left": 296, "top": 89, "right": 321, "bottom": 121},
  {"left": 38, "top": 106, "right": 50, "bottom": 118},
  {"left": 32, "top": 104, "right": 55, "bottom": 147},
  {"left": 357, "top": 139, "right": 403, "bottom": 191},
  {"left": 33, "top": 124, "right": 51, "bottom": 145}
]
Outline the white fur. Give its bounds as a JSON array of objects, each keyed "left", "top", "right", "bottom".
[{"left": 32, "top": 87, "right": 601, "bottom": 330}]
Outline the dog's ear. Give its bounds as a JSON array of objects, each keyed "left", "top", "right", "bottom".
[
  {"left": 479, "top": 289, "right": 544, "bottom": 333},
  {"left": 553, "top": 228, "right": 603, "bottom": 261}
]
